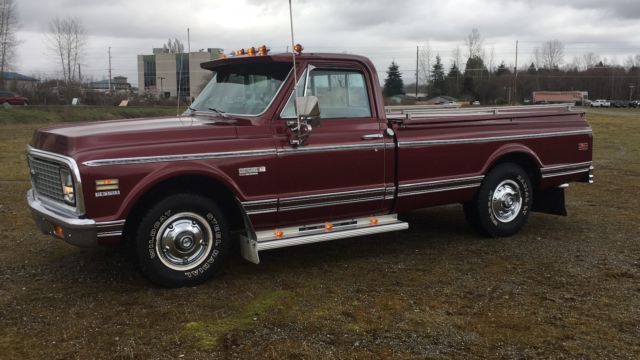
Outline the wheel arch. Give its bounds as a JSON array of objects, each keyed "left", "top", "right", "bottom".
[
  {"left": 120, "top": 169, "right": 248, "bottom": 246},
  {"left": 482, "top": 144, "right": 543, "bottom": 189}
]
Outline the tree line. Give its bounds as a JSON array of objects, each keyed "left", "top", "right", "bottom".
[{"left": 384, "top": 29, "right": 640, "bottom": 104}]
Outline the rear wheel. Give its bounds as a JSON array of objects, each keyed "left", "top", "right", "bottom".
[
  {"left": 464, "top": 163, "right": 532, "bottom": 237},
  {"left": 134, "top": 193, "right": 230, "bottom": 287}
]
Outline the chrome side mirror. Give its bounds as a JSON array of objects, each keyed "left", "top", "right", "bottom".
[{"left": 287, "top": 96, "right": 321, "bottom": 146}]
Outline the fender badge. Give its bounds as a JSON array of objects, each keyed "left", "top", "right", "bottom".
[
  {"left": 95, "top": 190, "right": 120, "bottom": 197},
  {"left": 239, "top": 166, "right": 266, "bottom": 177}
]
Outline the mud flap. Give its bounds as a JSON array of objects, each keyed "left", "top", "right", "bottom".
[{"left": 532, "top": 187, "right": 567, "bottom": 216}]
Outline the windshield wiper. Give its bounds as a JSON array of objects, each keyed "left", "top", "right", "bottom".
[{"left": 208, "top": 107, "right": 228, "bottom": 118}]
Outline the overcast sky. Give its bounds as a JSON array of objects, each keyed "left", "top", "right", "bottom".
[{"left": 13, "top": 0, "right": 640, "bottom": 87}]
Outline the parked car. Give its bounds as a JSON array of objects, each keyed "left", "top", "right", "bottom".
[
  {"left": 590, "top": 99, "right": 610, "bottom": 108},
  {"left": 629, "top": 100, "right": 640, "bottom": 108},
  {"left": 610, "top": 100, "right": 628, "bottom": 108},
  {"left": 0, "top": 91, "right": 28, "bottom": 105}
]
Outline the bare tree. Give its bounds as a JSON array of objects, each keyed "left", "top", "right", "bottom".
[
  {"left": 582, "top": 52, "right": 600, "bottom": 69},
  {"left": 465, "top": 28, "right": 483, "bottom": 60},
  {"left": 418, "top": 41, "right": 432, "bottom": 90},
  {"left": 540, "top": 40, "right": 564, "bottom": 69},
  {"left": 162, "top": 38, "right": 184, "bottom": 54},
  {"left": 531, "top": 46, "right": 541, "bottom": 69},
  {"left": 488, "top": 45, "right": 496, "bottom": 74},
  {"left": 47, "top": 17, "right": 86, "bottom": 83},
  {"left": 0, "top": 0, "right": 18, "bottom": 82},
  {"left": 452, "top": 45, "right": 461, "bottom": 71}
]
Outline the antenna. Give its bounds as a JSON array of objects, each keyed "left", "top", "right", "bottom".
[{"left": 288, "top": 0, "right": 300, "bottom": 130}]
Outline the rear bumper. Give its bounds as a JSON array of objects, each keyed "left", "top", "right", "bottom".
[{"left": 27, "top": 189, "right": 124, "bottom": 247}]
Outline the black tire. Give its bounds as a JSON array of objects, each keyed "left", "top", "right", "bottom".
[
  {"left": 464, "top": 163, "right": 532, "bottom": 237},
  {"left": 134, "top": 193, "right": 230, "bottom": 287}
]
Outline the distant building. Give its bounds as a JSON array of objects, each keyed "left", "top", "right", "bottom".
[
  {"left": 533, "top": 91, "right": 588, "bottom": 104},
  {"left": 137, "top": 48, "right": 223, "bottom": 99},
  {"left": 89, "top": 76, "right": 132, "bottom": 92},
  {"left": 424, "top": 95, "right": 458, "bottom": 105},
  {"left": 0, "top": 72, "right": 39, "bottom": 91}
]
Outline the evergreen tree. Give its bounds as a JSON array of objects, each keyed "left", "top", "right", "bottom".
[
  {"left": 430, "top": 55, "right": 446, "bottom": 96},
  {"left": 496, "top": 61, "right": 511, "bottom": 76},
  {"left": 447, "top": 63, "right": 461, "bottom": 78},
  {"left": 383, "top": 61, "right": 404, "bottom": 97},
  {"left": 527, "top": 62, "right": 537, "bottom": 74},
  {"left": 446, "top": 62, "right": 462, "bottom": 97}
]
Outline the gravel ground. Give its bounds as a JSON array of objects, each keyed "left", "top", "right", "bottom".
[{"left": 0, "top": 110, "right": 638, "bottom": 359}]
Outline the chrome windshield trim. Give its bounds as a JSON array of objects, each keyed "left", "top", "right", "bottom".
[
  {"left": 83, "top": 149, "right": 277, "bottom": 167},
  {"left": 399, "top": 129, "right": 593, "bottom": 148},
  {"left": 27, "top": 145, "right": 86, "bottom": 216}
]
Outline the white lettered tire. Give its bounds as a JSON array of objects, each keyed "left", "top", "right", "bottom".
[
  {"left": 134, "top": 193, "right": 229, "bottom": 287},
  {"left": 464, "top": 163, "right": 532, "bottom": 237}
]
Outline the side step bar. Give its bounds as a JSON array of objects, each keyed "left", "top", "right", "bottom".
[{"left": 240, "top": 214, "right": 409, "bottom": 264}]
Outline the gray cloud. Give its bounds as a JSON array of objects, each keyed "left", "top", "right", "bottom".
[{"left": 11, "top": 0, "right": 640, "bottom": 85}]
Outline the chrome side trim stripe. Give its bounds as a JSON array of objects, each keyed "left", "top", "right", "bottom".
[
  {"left": 541, "top": 161, "right": 592, "bottom": 179},
  {"left": 279, "top": 195, "right": 385, "bottom": 212},
  {"left": 83, "top": 149, "right": 277, "bottom": 167},
  {"left": 242, "top": 198, "right": 278, "bottom": 216},
  {"left": 277, "top": 142, "right": 387, "bottom": 155},
  {"left": 397, "top": 175, "right": 484, "bottom": 197},
  {"left": 399, "top": 130, "right": 592, "bottom": 148},
  {"left": 97, "top": 231, "right": 123, "bottom": 238}
]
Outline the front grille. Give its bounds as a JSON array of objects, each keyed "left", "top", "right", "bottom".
[{"left": 29, "top": 156, "right": 65, "bottom": 203}]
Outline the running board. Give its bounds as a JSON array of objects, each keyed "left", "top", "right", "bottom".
[{"left": 240, "top": 214, "right": 409, "bottom": 264}]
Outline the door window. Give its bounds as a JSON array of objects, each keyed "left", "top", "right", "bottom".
[{"left": 281, "top": 68, "right": 371, "bottom": 119}]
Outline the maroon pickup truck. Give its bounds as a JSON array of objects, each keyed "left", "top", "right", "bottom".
[{"left": 26, "top": 50, "right": 593, "bottom": 287}]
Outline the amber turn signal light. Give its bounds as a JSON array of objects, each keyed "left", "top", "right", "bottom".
[
  {"left": 53, "top": 225, "right": 64, "bottom": 238},
  {"left": 325, "top": 223, "right": 334, "bottom": 231},
  {"left": 369, "top": 217, "right": 379, "bottom": 225},
  {"left": 258, "top": 45, "right": 268, "bottom": 56},
  {"left": 275, "top": 229, "right": 284, "bottom": 238},
  {"left": 293, "top": 43, "right": 303, "bottom": 54}
]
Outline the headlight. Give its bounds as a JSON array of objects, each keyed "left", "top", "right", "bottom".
[{"left": 59, "top": 168, "right": 75, "bottom": 205}]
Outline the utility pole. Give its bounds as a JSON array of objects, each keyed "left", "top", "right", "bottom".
[
  {"left": 187, "top": 28, "right": 191, "bottom": 54},
  {"left": 415, "top": 46, "right": 419, "bottom": 99},
  {"left": 514, "top": 40, "right": 518, "bottom": 104},
  {"left": 108, "top": 47, "right": 112, "bottom": 93},
  {"left": 78, "top": 64, "right": 82, "bottom": 84}
]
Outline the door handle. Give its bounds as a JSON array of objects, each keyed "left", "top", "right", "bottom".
[{"left": 361, "top": 133, "right": 383, "bottom": 140}]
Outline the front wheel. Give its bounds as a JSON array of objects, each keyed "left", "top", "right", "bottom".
[
  {"left": 464, "top": 163, "right": 532, "bottom": 237},
  {"left": 134, "top": 193, "right": 230, "bottom": 287}
]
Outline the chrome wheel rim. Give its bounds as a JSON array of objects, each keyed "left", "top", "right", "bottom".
[
  {"left": 491, "top": 180, "right": 522, "bottom": 223},
  {"left": 155, "top": 212, "right": 213, "bottom": 271}
]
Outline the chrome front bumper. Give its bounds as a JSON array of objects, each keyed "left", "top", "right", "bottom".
[{"left": 28, "top": 189, "right": 99, "bottom": 247}]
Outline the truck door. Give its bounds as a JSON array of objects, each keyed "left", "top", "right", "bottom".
[{"left": 272, "top": 64, "right": 390, "bottom": 227}]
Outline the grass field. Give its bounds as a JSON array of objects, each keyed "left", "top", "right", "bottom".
[
  {"left": 0, "top": 108, "right": 638, "bottom": 359},
  {"left": 0, "top": 105, "right": 178, "bottom": 124}
]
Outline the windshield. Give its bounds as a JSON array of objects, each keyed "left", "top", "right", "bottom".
[{"left": 191, "top": 62, "right": 292, "bottom": 115}]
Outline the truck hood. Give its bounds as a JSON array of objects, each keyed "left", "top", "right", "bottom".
[{"left": 31, "top": 115, "right": 249, "bottom": 157}]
